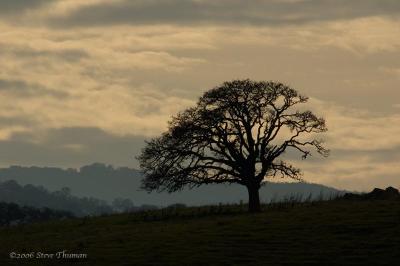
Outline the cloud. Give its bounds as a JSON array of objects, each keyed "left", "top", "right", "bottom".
[
  {"left": 212, "top": 17, "right": 400, "bottom": 54},
  {"left": 380, "top": 66, "right": 400, "bottom": 79},
  {"left": 269, "top": 98, "right": 400, "bottom": 190},
  {"left": 0, "top": 0, "right": 54, "bottom": 15},
  {"left": 8, "top": 47, "right": 89, "bottom": 62},
  {"left": 0, "top": 127, "right": 147, "bottom": 168},
  {"left": 295, "top": 146, "right": 400, "bottom": 191},
  {"left": 0, "top": 80, "right": 196, "bottom": 140},
  {"left": 46, "top": 0, "right": 400, "bottom": 28},
  {"left": 0, "top": 78, "right": 68, "bottom": 98},
  {"left": 308, "top": 99, "right": 400, "bottom": 152},
  {"left": 0, "top": 24, "right": 203, "bottom": 140}
]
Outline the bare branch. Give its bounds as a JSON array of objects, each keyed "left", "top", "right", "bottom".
[{"left": 137, "top": 79, "right": 328, "bottom": 193}]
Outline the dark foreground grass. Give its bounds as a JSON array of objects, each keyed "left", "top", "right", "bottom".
[{"left": 0, "top": 200, "right": 399, "bottom": 265}]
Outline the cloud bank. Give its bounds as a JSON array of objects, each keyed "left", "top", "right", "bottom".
[{"left": 43, "top": 0, "right": 400, "bottom": 28}]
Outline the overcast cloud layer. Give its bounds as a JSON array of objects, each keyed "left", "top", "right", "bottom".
[
  {"left": 0, "top": 0, "right": 399, "bottom": 191},
  {"left": 46, "top": 0, "right": 400, "bottom": 27}
]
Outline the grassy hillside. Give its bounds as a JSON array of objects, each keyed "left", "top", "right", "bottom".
[{"left": 0, "top": 200, "right": 399, "bottom": 265}]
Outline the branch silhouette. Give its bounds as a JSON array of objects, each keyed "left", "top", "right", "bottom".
[{"left": 138, "top": 79, "right": 328, "bottom": 212}]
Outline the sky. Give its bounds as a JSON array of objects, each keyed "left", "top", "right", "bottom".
[{"left": 0, "top": 0, "right": 399, "bottom": 191}]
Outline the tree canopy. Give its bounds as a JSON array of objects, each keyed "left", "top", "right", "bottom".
[{"left": 138, "top": 79, "right": 328, "bottom": 212}]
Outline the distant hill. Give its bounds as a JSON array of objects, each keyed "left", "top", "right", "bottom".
[
  {"left": 0, "top": 180, "right": 113, "bottom": 216},
  {"left": 0, "top": 180, "right": 157, "bottom": 217},
  {"left": 0, "top": 163, "right": 346, "bottom": 206},
  {"left": 0, "top": 201, "right": 73, "bottom": 226}
]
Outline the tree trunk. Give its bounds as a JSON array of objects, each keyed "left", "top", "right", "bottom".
[{"left": 247, "top": 185, "right": 261, "bottom": 213}]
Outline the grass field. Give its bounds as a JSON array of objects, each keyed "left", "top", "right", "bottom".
[{"left": 0, "top": 199, "right": 399, "bottom": 265}]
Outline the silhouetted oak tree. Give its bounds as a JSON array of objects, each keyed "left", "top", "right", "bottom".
[{"left": 138, "top": 80, "right": 328, "bottom": 212}]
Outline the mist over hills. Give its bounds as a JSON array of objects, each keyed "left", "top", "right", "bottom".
[{"left": 0, "top": 163, "right": 345, "bottom": 206}]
